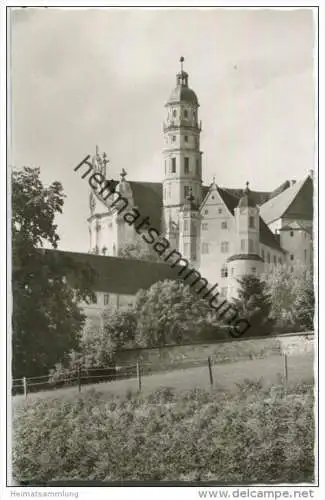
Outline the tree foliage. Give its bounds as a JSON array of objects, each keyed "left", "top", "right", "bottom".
[
  {"left": 263, "top": 265, "right": 314, "bottom": 332},
  {"left": 118, "top": 239, "right": 161, "bottom": 262},
  {"left": 231, "top": 275, "right": 274, "bottom": 337},
  {"left": 12, "top": 167, "right": 96, "bottom": 378},
  {"left": 133, "top": 280, "right": 221, "bottom": 347}
]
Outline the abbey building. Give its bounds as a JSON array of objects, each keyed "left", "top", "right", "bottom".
[{"left": 85, "top": 59, "right": 313, "bottom": 301}]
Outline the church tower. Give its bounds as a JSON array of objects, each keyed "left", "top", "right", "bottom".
[
  {"left": 227, "top": 182, "right": 264, "bottom": 298},
  {"left": 162, "top": 57, "right": 203, "bottom": 244}
]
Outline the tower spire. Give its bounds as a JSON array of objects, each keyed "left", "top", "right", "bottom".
[{"left": 180, "top": 56, "right": 184, "bottom": 72}]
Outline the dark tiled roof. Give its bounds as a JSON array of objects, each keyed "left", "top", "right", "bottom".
[
  {"left": 130, "top": 181, "right": 163, "bottom": 231},
  {"left": 43, "top": 249, "right": 184, "bottom": 294},
  {"left": 216, "top": 187, "right": 284, "bottom": 252},
  {"left": 227, "top": 253, "right": 264, "bottom": 263}
]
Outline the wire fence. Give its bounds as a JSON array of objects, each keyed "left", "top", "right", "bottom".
[{"left": 11, "top": 352, "right": 306, "bottom": 399}]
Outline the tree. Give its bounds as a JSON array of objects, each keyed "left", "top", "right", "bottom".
[
  {"left": 82, "top": 308, "right": 137, "bottom": 366},
  {"left": 263, "top": 264, "right": 314, "bottom": 332},
  {"left": 293, "top": 272, "right": 314, "bottom": 331},
  {"left": 12, "top": 167, "right": 96, "bottom": 378},
  {"left": 231, "top": 275, "right": 274, "bottom": 337},
  {"left": 118, "top": 240, "right": 161, "bottom": 262},
  {"left": 134, "top": 280, "right": 221, "bottom": 347}
]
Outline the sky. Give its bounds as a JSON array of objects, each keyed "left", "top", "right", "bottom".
[{"left": 9, "top": 7, "right": 316, "bottom": 253}]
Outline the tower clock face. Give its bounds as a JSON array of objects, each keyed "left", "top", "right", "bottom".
[{"left": 89, "top": 192, "right": 96, "bottom": 214}]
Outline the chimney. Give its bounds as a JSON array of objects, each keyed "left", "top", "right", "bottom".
[{"left": 291, "top": 180, "right": 296, "bottom": 186}]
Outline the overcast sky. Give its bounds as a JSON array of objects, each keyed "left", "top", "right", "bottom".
[{"left": 9, "top": 7, "right": 315, "bottom": 252}]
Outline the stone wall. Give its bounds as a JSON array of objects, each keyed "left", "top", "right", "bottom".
[{"left": 115, "top": 332, "right": 314, "bottom": 375}]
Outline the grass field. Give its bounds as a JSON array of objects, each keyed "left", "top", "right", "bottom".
[{"left": 13, "top": 351, "right": 314, "bottom": 406}]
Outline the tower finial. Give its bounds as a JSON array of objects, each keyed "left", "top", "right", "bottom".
[
  {"left": 120, "top": 168, "right": 127, "bottom": 181},
  {"left": 180, "top": 56, "right": 184, "bottom": 72},
  {"left": 245, "top": 181, "right": 250, "bottom": 191}
]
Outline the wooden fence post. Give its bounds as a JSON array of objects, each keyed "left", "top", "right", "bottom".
[
  {"left": 137, "top": 359, "right": 142, "bottom": 392},
  {"left": 283, "top": 353, "right": 288, "bottom": 391},
  {"left": 23, "top": 377, "right": 27, "bottom": 399},
  {"left": 77, "top": 366, "right": 81, "bottom": 393},
  {"left": 208, "top": 357, "right": 214, "bottom": 387}
]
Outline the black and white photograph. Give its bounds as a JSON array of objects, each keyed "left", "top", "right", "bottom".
[{"left": 3, "top": 4, "right": 322, "bottom": 497}]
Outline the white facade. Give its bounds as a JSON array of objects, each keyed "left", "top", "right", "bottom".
[{"left": 86, "top": 62, "right": 313, "bottom": 302}]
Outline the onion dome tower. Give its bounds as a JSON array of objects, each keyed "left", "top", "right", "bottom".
[{"left": 162, "top": 57, "right": 203, "bottom": 244}]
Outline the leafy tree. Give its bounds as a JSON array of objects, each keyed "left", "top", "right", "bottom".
[
  {"left": 231, "top": 275, "right": 274, "bottom": 337},
  {"left": 12, "top": 166, "right": 96, "bottom": 378},
  {"left": 293, "top": 272, "right": 314, "bottom": 331},
  {"left": 82, "top": 308, "right": 137, "bottom": 366},
  {"left": 118, "top": 240, "right": 161, "bottom": 262},
  {"left": 134, "top": 280, "right": 221, "bottom": 347},
  {"left": 49, "top": 308, "right": 137, "bottom": 382},
  {"left": 263, "top": 264, "right": 314, "bottom": 332}
]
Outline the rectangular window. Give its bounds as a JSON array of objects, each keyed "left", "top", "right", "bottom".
[
  {"left": 241, "top": 240, "right": 245, "bottom": 251},
  {"left": 249, "top": 216, "right": 255, "bottom": 229},
  {"left": 202, "top": 223, "right": 208, "bottom": 231},
  {"left": 290, "top": 254, "right": 294, "bottom": 261},
  {"left": 273, "top": 256, "right": 276, "bottom": 264},
  {"left": 279, "top": 257, "right": 282, "bottom": 265},
  {"left": 251, "top": 267, "right": 256, "bottom": 274},
  {"left": 261, "top": 249, "right": 265, "bottom": 260},
  {"left": 196, "top": 159, "right": 200, "bottom": 176},
  {"left": 184, "top": 135, "right": 188, "bottom": 142},
  {"left": 202, "top": 242, "right": 209, "bottom": 254},
  {"left": 171, "top": 158, "right": 176, "bottom": 173},
  {"left": 290, "top": 231, "right": 294, "bottom": 237},
  {"left": 184, "top": 157, "right": 190, "bottom": 174},
  {"left": 248, "top": 239, "right": 254, "bottom": 252},
  {"left": 184, "top": 220, "right": 188, "bottom": 232},
  {"left": 172, "top": 135, "right": 176, "bottom": 142},
  {"left": 221, "top": 266, "right": 228, "bottom": 278},
  {"left": 267, "top": 253, "right": 270, "bottom": 263},
  {"left": 231, "top": 268, "right": 234, "bottom": 277},
  {"left": 104, "top": 293, "right": 109, "bottom": 306},
  {"left": 221, "top": 221, "right": 227, "bottom": 229},
  {"left": 184, "top": 185, "right": 190, "bottom": 199},
  {"left": 304, "top": 249, "right": 307, "bottom": 263},
  {"left": 221, "top": 287, "right": 227, "bottom": 297},
  {"left": 218, "top": 208, "right": 222, "bottom": 214},
  {"left": 221, "top": 241, "right": 229, "bottom": 253}
]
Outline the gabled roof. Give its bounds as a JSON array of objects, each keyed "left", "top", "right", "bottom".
[
  {"left": 215, "top": 187, "right": 284, "bottom": 252},
  {"left": 92, "top": 177, "right": 301, "bottom": 253},
  {"left": 43, "top": 249, "right": 183, "bottom": 294},
  {"left": 260, "top": 176, "right": 313, "bottom": 224}
]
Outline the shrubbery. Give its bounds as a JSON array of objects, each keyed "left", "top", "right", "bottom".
[{"left": 13, "top": 382, "right": 314, "bottom": 483}]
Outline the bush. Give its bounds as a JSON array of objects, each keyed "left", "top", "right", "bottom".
[{"left": 13, "top": 383, "right": 314, "bottom": 483}]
